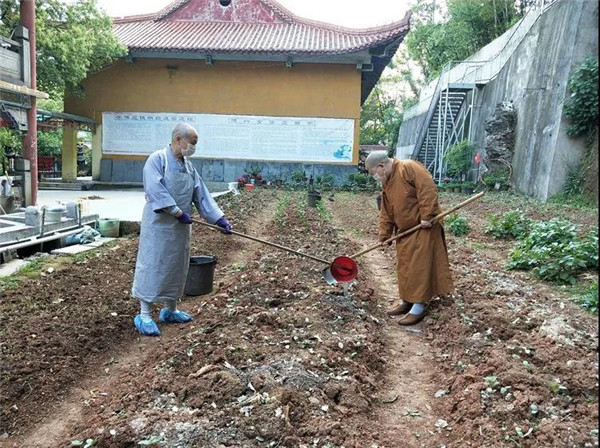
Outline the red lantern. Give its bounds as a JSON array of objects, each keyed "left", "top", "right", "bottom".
[{"left": 474, "top": 153, "right": 482, "bottom": 164}]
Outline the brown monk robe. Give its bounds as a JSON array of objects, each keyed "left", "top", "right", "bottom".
[{"left": 377, "top": 158, "right": 454, "bottom": 324}]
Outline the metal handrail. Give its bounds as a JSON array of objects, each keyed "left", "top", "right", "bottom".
[
  {"left": 410, "top": 62, "right": 452, "bottom": 160},
  {"left": 407, "top": 0, "right": 560, "bottom": 114}
]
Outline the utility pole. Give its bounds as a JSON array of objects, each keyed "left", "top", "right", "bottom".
[{"left": 20, "top": 0, "right": 38, "bottom": 205}]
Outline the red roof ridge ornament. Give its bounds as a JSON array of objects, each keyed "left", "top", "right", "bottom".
[{"left": 113, "top": 0, "right": 411, "bottom": 35}]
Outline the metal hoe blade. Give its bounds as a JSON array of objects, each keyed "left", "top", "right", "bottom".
[{"left": 321, "top": 266, "right": 338, "bottom": 286}]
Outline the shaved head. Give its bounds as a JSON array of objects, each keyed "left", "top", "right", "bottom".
[
  {"left": 171, "top": 123, "right": 198, "bottom": 143},
  {"left": 365, "top": 150, "right": 391, "bottom": 169}
]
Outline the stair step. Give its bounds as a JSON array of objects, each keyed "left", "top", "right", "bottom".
[{"left": 39, "top": 183, "right": 82, "bottom": 190}]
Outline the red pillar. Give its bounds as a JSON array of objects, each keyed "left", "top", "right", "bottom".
[{"left": 20, "top": 0, "right": 38, "bottom": 205}]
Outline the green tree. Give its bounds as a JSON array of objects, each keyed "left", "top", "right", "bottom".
[
  {"left": 37, "top": 129, "right": 63, "bottom": 157},
  {"left": 360, "top": 85, "right": 403, "bottom": 148},
  {"left": 0, "top": 0, "right": 126, "bottom": 100},
  {"left": 406, "top": 0, "right": 520, "bottom": 79},
  {"left": 360, "top": 47, "right": 423, "bottom": 149}
]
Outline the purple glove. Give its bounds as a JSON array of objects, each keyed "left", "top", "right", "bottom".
[
  {"left": 177, "top": 212, "right": 192, "bottom": 224},
  {"left": 216, "top": 216, "right": 232, "bottom": 234}
]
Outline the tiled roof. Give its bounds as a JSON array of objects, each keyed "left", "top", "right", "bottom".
[{"left": 113, "top": 0, "right": 411, "bottom": 55}]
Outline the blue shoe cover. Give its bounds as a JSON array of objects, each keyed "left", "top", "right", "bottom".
[
  {"left": 159, "top": 308, "right": 193, "bottom": 323},
  {"left": 134, "top": 315, "right": 161, "bottom": 336}
]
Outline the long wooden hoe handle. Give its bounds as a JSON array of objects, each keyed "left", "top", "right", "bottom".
[
  {"left": 192, "top": 219, "right": 331, "bottom": 265},
  {"left": 349, "top": 191, "right": 485, "bottom": 259}
]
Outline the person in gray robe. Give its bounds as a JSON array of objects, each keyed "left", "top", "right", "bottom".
[{"left": 132, "top": 123, "right": 231, "bottom": 336}]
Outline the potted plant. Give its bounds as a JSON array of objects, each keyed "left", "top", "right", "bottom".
[
  {"left": 444, "top": 140, "right": 476, "bottom": 189},
  {"left": 244, "top": 165, "right": 263, "bottom": 186},
  {"left": 482, "top": 169, "right": 510, "bottom": 191}
]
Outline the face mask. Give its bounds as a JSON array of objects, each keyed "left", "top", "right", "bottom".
[
  {"left": 181, "top": 142, "right": 196, "bottom": 157},
  {"left": 372, "top": 173, "right": 382, "bottom": 182}
]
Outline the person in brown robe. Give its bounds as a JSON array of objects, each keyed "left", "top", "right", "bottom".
[{"left": 365, "top": 151, "right": 454, "bottom": 325}]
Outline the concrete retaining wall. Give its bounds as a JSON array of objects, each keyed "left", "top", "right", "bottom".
[
  {"left": 395, "top": 112, "right": 427, "bottom": 159},
  {"left": 396, "top": 0, "right": 598, "bottom": 201},
  {"left": 470, "top": 0, "right": 597, "bottom": 200}
]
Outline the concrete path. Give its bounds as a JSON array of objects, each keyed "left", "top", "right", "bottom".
[{"left": 37, "top": 188, "right": 230, "bottom": 222}]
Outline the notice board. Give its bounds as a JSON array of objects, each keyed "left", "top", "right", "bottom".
[{"left": 102, "top": 112, "right": 354, "bottom": 163}]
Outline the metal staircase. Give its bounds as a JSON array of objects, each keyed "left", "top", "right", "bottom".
[
  {"left": 405, "top": 0, "right": 562, "bottom": 183},
  {"left": 414, "top": 82, "right": 477, "bottom": 182}
]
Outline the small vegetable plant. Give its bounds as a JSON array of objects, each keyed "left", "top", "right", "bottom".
[
  {"left": 485, "top": 210, "right": 532, "bottom": 239},
  {"left": 507, "top": 219, "right": 598, "bottom": 284},
  {"left": 445, "top": 213, "right": 470, "bottom": 236}
]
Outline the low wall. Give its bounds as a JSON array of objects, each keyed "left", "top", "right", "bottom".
[{"left": 100, "top": 158, "right": 358, "bottom": 185}]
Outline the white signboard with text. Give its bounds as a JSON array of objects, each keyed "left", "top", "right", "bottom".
[{"left": 102, "top": 112, "right": 354, "bottom": 163}]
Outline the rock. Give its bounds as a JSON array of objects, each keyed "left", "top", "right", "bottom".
[
  {"left": 435, "top": 419, "right": 449, "bottom": 429},
  {"left": 483, "top": 101, "right": 516, "bottom": 176}
]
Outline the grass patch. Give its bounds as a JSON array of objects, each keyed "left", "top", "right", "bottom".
[
  {"left": 0, "top": 276, "right": 21, "bottom": 293},
  {"left": 316, "top": 200, "right": 332, "bottom": 222}
]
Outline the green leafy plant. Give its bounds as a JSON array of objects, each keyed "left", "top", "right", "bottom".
[
  {"left": 315, "top": 174, "right": 335, "bottom": 189},
  {"left": 574, "top": 280, "right": 598, "bottom": 314},
  {"left": 290, "top": 170, "right": 307, "bottom": 182},
  {"left": 342, "top": 172, "right": 378, "bottom": 192},
  {"left": 275, "top": 194, "right": 291, "bottom": 227},
  {"left": 443, "top": 140, "right": 475, "bottom": 179},
  {"left": 507, "top": 220, "right": 598, "bottom": 284},
  {"left": 484, "top": 376, "right": 499, "bottom": 388},
  {"left": 563, "top": 58, "right": 598, "bottom": 137},
  {"left": 0, "top": 128, "right": 21, "bottom": 171},
  {"left": 485, "top": 210, "right": 532, "bottom": 239},
  {"left": 316, "top": 200, "right": 332, "bottom": 222},
  {"left": 445, "top": 213, "right": 470, "bottom": 236},
  {"left": 244, "top": 164, "right": 263, "bottom": 181},
  {"left": 482, "top": 166, "right": 511, "bottom": 190}
]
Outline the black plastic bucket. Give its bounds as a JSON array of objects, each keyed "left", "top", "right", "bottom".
[
  {"left": 307, "top": 191, "right": 322, "bottom": 207},
  {"left": 184, "top": 256, "right": 217, "bottom": 296}
]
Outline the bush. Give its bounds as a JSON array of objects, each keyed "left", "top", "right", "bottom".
[
  {"left": 507, "top": 220, "right": 598, "bottom": 284},
  {"left": 485, "top": 210, "right": 532, "bottom": 239},
  {"left": 445, "top": 214, "right": 470, "bottom": 236},
  {"left": 443, "top": 140, "right": 475, "bottom": 179},
  {"left": 342, "top": 172, "right": 377, "bottom": 191}
]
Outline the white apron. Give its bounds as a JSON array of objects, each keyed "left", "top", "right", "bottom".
[{"left": 132, "top": 150, "right": 196, "bottom": 302}]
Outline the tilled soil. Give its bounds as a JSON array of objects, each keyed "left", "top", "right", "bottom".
[{"left": 0, "top": 189, "right": 597, "bottom": 448}]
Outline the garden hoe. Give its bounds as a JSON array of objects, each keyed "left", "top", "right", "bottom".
[
  {"left": 192, "top": 219, "right": 340, "bottom": 285},
  {"left": 321, "top": 191, "right": 486, "bottom": 285}
]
